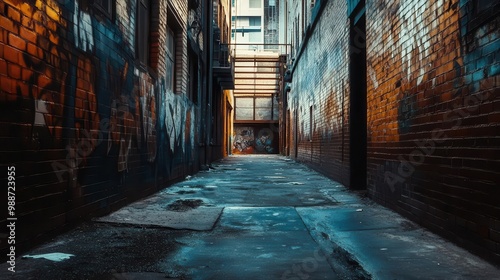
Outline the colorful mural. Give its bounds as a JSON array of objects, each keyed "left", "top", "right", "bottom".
[
  {"left": 233, "top": 127, "right": 255, "bottom": 154},
  {"left": 233, "top": 126, "right": 277, "bottom": 154}
]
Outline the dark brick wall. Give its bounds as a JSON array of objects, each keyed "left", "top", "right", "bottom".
[
  {"left": 0, "top": 0, "right": 206, "bottom": 256},
  {"left": 286, "top": 0, "right": 500, "bottom": 263}
]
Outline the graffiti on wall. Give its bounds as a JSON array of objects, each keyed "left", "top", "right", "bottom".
[
  {"left": 136, "top": 70, "right": 158, "bottom": 162},
  {"left": 458, "top": 0, "right": 500, "bottom": 91},
  {"left": 115, "top": 0, "right": 136, "bottom": 51},
  {"left": 1, "top": 0, "right": 198, "bottom": 186},
  {"left": 74, "top": 1, "right": 94, "bottom": 52},
  {"left": 233, "top": 127, "right": 277, "bottom": 154},
  {"left": 255, "top": 128, "right": 274, "bottom": 153},
  {"left": 233, "top": 127, "right": 255, "bottom": 154},
  {"left": 287, "top": 2, "right": 349, "bottom": 143},
  {"left": 367, "top": 0, "right": 464, "bottom": 138},
  {"left": 7, "top": 0, "right": 70, "bottom": 144}
]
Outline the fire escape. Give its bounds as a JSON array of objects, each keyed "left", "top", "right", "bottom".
[{"left": 213, "top": 3, "right": 235, "bottom": 90}]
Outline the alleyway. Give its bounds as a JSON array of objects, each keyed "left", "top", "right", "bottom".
[{"left": 1, "top": 155, "right": 498, "bottom": 279}]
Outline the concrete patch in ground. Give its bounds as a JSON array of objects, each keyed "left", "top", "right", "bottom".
[
  {"left": 297, "top": 206, "right": 500, "bottom": 279},
  {"left": 95, "top": 204, "right": 223, "bottom": 231},
  {"left": 159, "top": 207, "right": 339, "bottom": 280}
]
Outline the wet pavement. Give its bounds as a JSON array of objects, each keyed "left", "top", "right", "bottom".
[{"left": 1, "top": 155, "right": 499, "bottom": 279}]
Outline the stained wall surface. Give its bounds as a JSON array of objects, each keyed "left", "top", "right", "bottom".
[
  {"left": 284, "top": 0, "right": 499, "bottom": 262},
  {"left": 0, "top": 0, "right": 207, "bottom": 253}
]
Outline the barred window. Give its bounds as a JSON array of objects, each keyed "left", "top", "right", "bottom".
[
  {"left": 94, "top": 0, "right": 113, "bottom": 18},
  {"left": 166, "top": 27, "right": 176, "bottom": 93},
  {"left": 136, "top": 0, "right": 150, "bottom": 68}
]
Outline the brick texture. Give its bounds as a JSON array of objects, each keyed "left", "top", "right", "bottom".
[
  {"left": 0, "top": 0, "right": 208, "bottom": 257},
  {"left": 286, "top": 0, "right": 500, "bottom": 264},
  {"left": 287, "top": 0, "right": 351, "bottom": 185}
]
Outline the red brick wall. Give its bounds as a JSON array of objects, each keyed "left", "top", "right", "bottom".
[
  {"left": 286, "top": 0, "right": 500, "bottom": 263},
  {"left": 0, "top": 0, "right": 204, "bottom": 257},
  {"left": 366, "top": 0, "right": 499, "bottom": 263}
]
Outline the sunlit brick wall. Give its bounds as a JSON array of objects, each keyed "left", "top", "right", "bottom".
[
  {"left": 288, "top": 0, "right": 499, "bottom": 262},
  {"left": 366, "top": 0, "right": 499, "bottom": 262},
  {"left": 287, "top": 0, "right": 351, "bottom": 185}
]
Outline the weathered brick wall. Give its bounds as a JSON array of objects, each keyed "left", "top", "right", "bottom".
[
  {"left": 287, "top": 0, "right": 499, "bottom": 263},
  {"left": 366, "top": 0, "right": 499, "bottom": 262},
  {"left": 287, "top": 0, "right": 351, "bottom": 185},
  {"left": 0, "top": 0, "right": 202, "bottom": 255}
]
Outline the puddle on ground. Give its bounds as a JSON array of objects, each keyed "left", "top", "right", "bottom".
[
  {"left": 176, "top": 190, "right": 197, "bottom": 195},
  {"left": 23, "top": 253, "right": 74, "bottom": 262}
]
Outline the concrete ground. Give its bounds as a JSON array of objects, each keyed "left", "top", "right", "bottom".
[{"left": 1, "top": 155, "right": 499, "bottom": 279}]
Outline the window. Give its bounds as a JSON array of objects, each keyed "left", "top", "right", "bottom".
[
  {"left": 136, "top": 0, "right": 150, "bottom": 68},
  {"left": 235, "top": 97, "right": 275, "bottom": 121},
  {"left": 464, "top": 0, "right": 500, "bottom": 35},
  {"left": 94, "top": 0, "right": 114, "bottom": 18},
  {"left": 255, "top": 97, "right": 273, "bottom": 120},
  {"left": 188, "top": 0, "right": 200, "bottom": 10},
  {"left": 309, "top": 105, "right": 313, "bottom": 141},
  {"left": 235, "top": 97, "right": 254, "bottom": 120},
  {"left": 188, "top": 49, "right": 198, "bottom": 103},
  {"left": 166, "top": 27, "right": 175, "bottom": 93},
  {"left": 249, "top": 0, "right": 261, "bottom": 8},
  {"left": 476, "top": 0, "right": 495, "bottom": 13},
  {"left": 249, "top": 16, "right": 261, "bottom": 26}
]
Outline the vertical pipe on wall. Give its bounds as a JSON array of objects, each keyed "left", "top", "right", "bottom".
[{"left": 205, "top": 0, "right": 214, "bottom": 166}]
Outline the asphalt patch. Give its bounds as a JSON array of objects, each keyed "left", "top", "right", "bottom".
[{"left": 166, "top": 199, "right": 204, "bottom": 212}]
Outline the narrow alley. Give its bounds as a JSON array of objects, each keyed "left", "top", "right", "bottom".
[
  {"left": 1, "top": 155, "right": 499, "bottom": 279},
  {"left": 1, "top": 0, "right": 500, "bottom": 278}
]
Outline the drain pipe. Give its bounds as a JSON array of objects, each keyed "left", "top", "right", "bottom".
[{"left": 203, "top": 0, "right": 214, "bottom": 169}]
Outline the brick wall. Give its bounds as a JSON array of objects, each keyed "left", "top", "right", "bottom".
[
  {"left": 286, "top": 0, "right": 500, "bottom": 263},
  {"left": 287, "top": 0, "right": 351, "bottom": 185},
  {"left": 0, "top": 0, "right": 204, "bottom": 256}
]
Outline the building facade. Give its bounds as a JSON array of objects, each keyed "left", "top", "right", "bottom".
[
  {"left": 281, "top": 0, "right": 500, "bottom": 263},
  {"left": 232, "top": 0, "right": 265, "bottom": 50},
  {"left": 230, "top": 0, "right": 282, "bottom": 154},
  {"left": 0, "top": 0, "right": 233, "bottom": 253},
  {"left": 212, "top": 0, "right": 235, "bottom": 159}
]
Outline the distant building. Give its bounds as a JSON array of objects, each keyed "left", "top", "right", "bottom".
[
  {"left": 231, "top": 0, "right": 279, "bottom": 51},
  {"left": 229, "top": 0, "right": 283, "bottom": 155}
]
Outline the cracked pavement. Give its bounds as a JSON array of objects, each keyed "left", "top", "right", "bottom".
[{"left": 1, "top": 155, "right": 498, "bottom": 279}]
